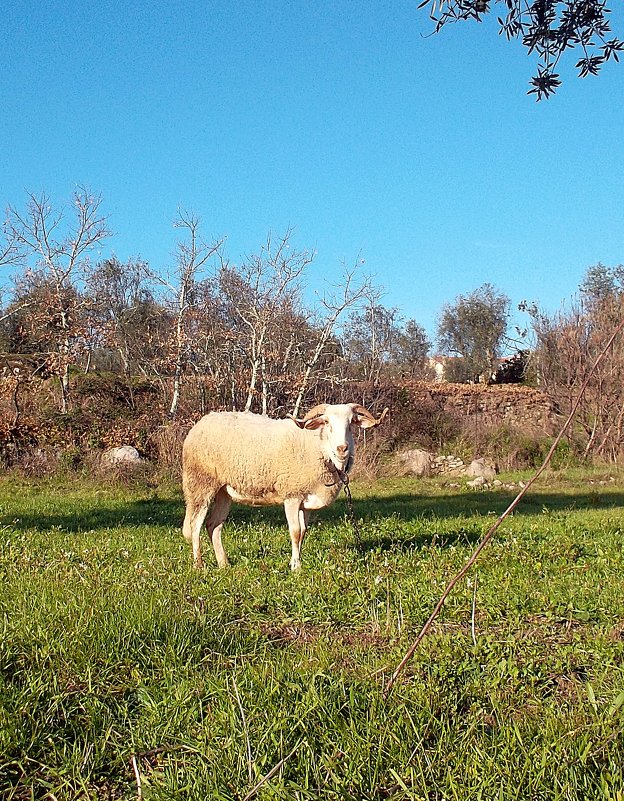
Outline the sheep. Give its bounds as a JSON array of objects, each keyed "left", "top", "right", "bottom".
[{"left": 182, "top": 402, "right": 388, "bottom": 570}]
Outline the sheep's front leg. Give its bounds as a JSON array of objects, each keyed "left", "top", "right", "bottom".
[
  {"left": 299, "top": 508, "right": 310, "bottom": 551},
  {"left": 284, "top": 498, "right": 306, "bottom": 571}
]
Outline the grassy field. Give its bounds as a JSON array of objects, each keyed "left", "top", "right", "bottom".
[{"left": 1, "top": 468, "right": 623, "bottom": 800}]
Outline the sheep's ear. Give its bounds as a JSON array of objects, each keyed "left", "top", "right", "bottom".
[
  {"left": 286, "top": 413, "right": 326, "bottom": 430},
  {"left": 302, "top": 415, "right": 326, "bottom": 430}
]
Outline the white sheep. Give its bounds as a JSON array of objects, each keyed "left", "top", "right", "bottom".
[{"left": 182, "top": 402, "right": 388, "bottom": 570}]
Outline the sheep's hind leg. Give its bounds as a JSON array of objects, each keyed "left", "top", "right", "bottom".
[
  {"left": 183, "top": 498, "right": 210, "bottom": 569},
  {"left": 285, "top": 498, "right": 305, "bottom": 571},
  {"left": 205, "top": 487, "right": 232, "bottom": 568}
]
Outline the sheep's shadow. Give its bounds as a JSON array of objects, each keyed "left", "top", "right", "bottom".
[
  {"left": 7, "top": 496, "right": 182, "bottom": 534},
  {"left": 348, "top": 527, "right": 486, "bottom": 555},
  {"left": 322, "top": 488, "right": 624, "bottom": 524},
  {"left": 8, "top": 486, "right": 624, "bottom": 540}
]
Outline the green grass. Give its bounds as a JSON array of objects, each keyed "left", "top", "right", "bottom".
[{"left": 1, "top": 469, "right": 624, "bottom": 800}]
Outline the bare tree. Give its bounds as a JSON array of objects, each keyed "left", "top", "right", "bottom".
[
  {"left": 292, "top": 263, "right": 373, "bottom": 417},
  {"left": 151, "top": 210, "right": 224, "bottom": 418},
  {"left": 220, "top": 230, "right": 313, "bottom": 414},
  {"left": 85, "top": 256, "right": 159, "bottom": 406},
  {"left": 0, "top": 228, "right": 19, "bottom": 269},
  {"left": 529, "top": 265, "right": 624, "bottom": 461},
  {"left": 343, "top": 299, "right": 432, "bottom": 384},
  {"left": 343, "top": 299, "right": 402, "bottom": 383},
  {"left": 3, "top": 189, "right": 110, "bottom": 411}
]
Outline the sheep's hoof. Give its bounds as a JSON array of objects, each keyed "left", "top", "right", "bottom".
[{"left": 290, "top": 559, "right": 301, "bottom": 571}]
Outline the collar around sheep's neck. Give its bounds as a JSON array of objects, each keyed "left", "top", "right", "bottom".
[{"left": 324, "top": 455, "right": 352, "bottom": 487}]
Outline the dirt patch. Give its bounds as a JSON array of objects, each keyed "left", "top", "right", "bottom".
[
  {"left": 521, "top": 614, "right": 585, "bottom": 645},
  {"left": 260, "top": 622, "right": 389, "bottom": 650},
  {"left": 609, "top": 621, "right": 624, "bottom": 641}
]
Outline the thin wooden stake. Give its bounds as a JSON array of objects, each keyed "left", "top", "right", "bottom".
[
  {"left": 383, "top": 316, "right": 624, "bottom": 696},
  {"left": 470, "top": 575, "right": 478, "bottom": 648},
  {"left": 131, "top": 755, "right": 142, "bottom": 801}
]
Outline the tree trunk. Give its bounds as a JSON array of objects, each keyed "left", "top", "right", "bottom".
[{"left": 170, "top": 367, "right": 182, "bottom": 418}]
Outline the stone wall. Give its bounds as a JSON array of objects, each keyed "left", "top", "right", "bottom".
[
  {"left": 432, "top": 454, "right": 469, "bottom": 475},
  {"left": 395, "top": 449, "right": 498, "bottom": 478},
  {"left": 395, "top": 381, "right": 557, "bottom": 436}
]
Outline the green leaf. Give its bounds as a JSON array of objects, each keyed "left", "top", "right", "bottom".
[
  {"left": 608, "top": 690, "right": 624, "bottom": 717},
  {"left": 587, "top": 682, "right": 598, "bottom": 712}
]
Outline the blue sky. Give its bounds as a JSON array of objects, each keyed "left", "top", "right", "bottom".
[{"left": 2, "top": 0, "right": 623, "bottom": 342}]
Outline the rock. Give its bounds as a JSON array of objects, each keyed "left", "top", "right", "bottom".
[
  {"left": 102, "top": 445, "right": 144, "bottom": 468},
  {"left": 396, "top": 448, "right": 432, "bottom": 477},
  {"left": 466, "top": 476, "right": 487, "bottom": 488},
  {"left": 465, "top": 458, "right": 498, "bottom": 480}
]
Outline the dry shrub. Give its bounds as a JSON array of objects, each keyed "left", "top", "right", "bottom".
[
  {"left": 443, "top": 424, "right": 576, "bottom": 472},
  {"left": 532, "top": 293, "right": 624, "bottom": 462},
  {"left": 351, "top": 437, "right": 386, "bottom": 481},
  {"left": 9, "top": 447, "right": 62, "bottom": 477},
  {"left": 95, "top": 460, "right": 159, "bottom": 487},
  {"left": 146, "top": 421, "right": 193, "bottom": 471},
  {"left": 377, "top": 384, "right": 463, "bottom": 451}
]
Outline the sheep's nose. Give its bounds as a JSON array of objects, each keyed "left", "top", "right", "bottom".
[{"left": 336, "top": 444, "right": 349, "bottom": 459}]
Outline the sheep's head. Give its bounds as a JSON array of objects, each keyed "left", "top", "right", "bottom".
[{"left": 288, "top": 403, "right": 388, "bottom": 472}]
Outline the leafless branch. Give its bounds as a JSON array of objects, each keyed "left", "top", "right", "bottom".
[
  {"left": 470, "top": 576, "right": 478, "bottom": 648},
  {"left": 131, "top": 754, "right": 142, "bottom": 801},
  {"left": 292, "top": 259, "right": 373, "bottom": 416},
  {"left": 0, "top": 299, "right": 35, "bottom": 325}
]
